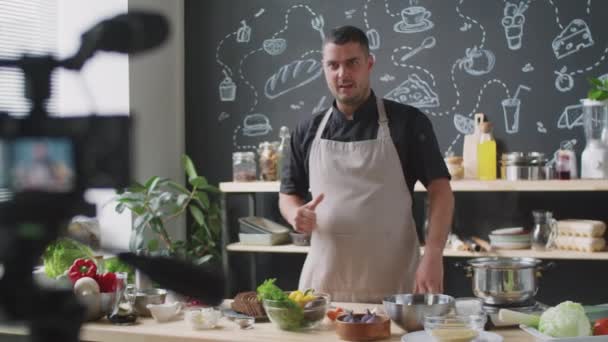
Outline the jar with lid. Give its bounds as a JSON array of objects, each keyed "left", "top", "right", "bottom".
[
  {"left": 233, "top": 152, "right": 256, "bottom": 182},
  {"left": 531, "top": 210, "right": 557, "bottom": 251},
  {"left": 444, "top": 151, "right": 464, "bottom": 180},
  {"left": 555, "top": 151, "right": 571, "bottom": 180},
  {"left": 277, "top": 126, "right": 291, "bottom": 180},
  {"left": 258, "top": 141, "right": 280, "bottom": 181}
]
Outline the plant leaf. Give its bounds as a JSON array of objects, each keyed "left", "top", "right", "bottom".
[
  {"left": 147, "top": 239, "right": 159, "bottom": 252},
  {"left": 144, "top": 176, "right": 160, "bottom": 190},
  {"left": 115, "top": 202, "right": 126, "bottom": 214},
  {"left": 182, "top": 155, "right": 198, "bottom": 181},
  {"left": 589, "top": 77, "right": 603, "bottom": 87},
  {"left": 189, "top": 176, "right": 208, "bottom": 189},
  {"left": 189, "top": 205, "right": 205, "bottom": 226},
  {"left": 176, "top": 194, "right": 189, "bottom": 207},
  {"left": 129, "top": 230, "right": 145, "bottom": 252},
  {"left": 589, "top": 89, "right": 605, "bottom": 100},
  {"left": 133, "top": 213, "right": 152, "bottom": 233},
  {"left": 199, "top": 184, "right": 221, "bottom": 194},
  {"left": 195, "top": 192, "right": 210, "bottom": 209},
  {"left": 127, "top": 182, "right": 146, "bottom": 193},
  {"left": 168, "top": 181, "right": 190, "bottom": 195},
  {"left": 149, "top": 217, "right": 164, "bottom": 234},
  {"left": 132, "top": 206, "right": 146, "bottom": 216},
  {"left": 194, "top": 254, "right": 213, "bottom": 265}
]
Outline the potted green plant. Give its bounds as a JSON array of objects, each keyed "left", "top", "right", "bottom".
[
  {"left": 114, "top": 155, "right": 222, "bottom": 266},
  {"left": 588, "top": 77, "right": 608, "bottom": 101}
]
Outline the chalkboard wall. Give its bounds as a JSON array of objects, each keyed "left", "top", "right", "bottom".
[
  {"left": 185, "top": 1, "right": 608, "bottom": 302},
  {"left": 187, "top": 0, "right": 608, "bottom": 180}
]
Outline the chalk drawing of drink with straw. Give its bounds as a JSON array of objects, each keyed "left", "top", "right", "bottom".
[{"left": 502, "top": 85, "right": 531, "bottom": 134}]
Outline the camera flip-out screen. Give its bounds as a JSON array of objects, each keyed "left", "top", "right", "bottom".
[{"left": 1, "top": 137, "right": 76, "bottom": 193}]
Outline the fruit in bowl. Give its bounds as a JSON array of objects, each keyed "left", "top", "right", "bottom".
[{"left": 257, "top": 278, "right": 329, "bottom": 331}]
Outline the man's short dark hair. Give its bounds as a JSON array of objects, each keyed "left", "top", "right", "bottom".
[{"left": 324, "top": 25, "right": 370, "bottom": 55}]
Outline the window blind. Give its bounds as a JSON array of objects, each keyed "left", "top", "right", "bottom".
[{"left": 0, "top": 0, "right": 57, "bottom": 115}]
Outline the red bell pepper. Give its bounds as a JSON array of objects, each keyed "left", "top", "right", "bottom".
[
  {"left": 68, "top": 258, "right": 97, "bottom": 283},
  {"left": 96, "top": 272, "right": 117, "bottom": 293},
  {"left": 595, "top": 318, "right": 608, "bottom": 336}
]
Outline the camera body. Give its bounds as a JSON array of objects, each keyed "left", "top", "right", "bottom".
[{"left": 0, "top": 113, "right": 131, "bottom": 195}]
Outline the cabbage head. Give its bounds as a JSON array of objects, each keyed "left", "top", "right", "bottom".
[{"left": 539, "top": 301, "right": 591, "bottom": 337}]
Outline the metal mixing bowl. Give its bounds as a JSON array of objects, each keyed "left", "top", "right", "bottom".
[
  {"left": 383, "top": 294, "right": 454, "bottom": 332},
  {"left": 134, "top": 288, "right": 167, "bottom": 317}
]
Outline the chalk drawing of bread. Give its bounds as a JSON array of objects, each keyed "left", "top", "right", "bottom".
[{"left": 264, "top": 59, "right": 323, "bottom": 100}]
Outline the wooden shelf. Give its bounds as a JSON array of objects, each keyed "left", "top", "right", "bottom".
[
  {"left": 226, "top": 242, "right": 608, "bottom": 260},
  {"left": 220, "top": 179, "right": 608, "bottom": 193},
  {"left": 227, "top": 242, "right": 309, "bottom": 253}
]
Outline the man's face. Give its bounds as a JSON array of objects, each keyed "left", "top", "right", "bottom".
[{"left": 322, "top": 41, "right": 373, "bottom": 108}]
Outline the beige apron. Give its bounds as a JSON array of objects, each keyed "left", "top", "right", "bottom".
[{"left": 299, "top": 97, "right": 420, "bottom": 303}]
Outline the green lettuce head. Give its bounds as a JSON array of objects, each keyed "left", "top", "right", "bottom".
[
  {"left": 539, "top": 301, "right": 591, "bottom": 337},
  {"left": 42, "top": 238, "right": 95, "bottom": 279}
]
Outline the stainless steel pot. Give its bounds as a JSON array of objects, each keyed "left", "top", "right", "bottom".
[
  {"left": 461, "top": 257, "right": 554, "bottom": 305},
  {"left": 500, "top": 152, "right": 549, "bottom": 180}
]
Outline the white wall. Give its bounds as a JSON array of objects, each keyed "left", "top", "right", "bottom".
[
  {"left": 128, "top": 0, "right": 186, "bottom": 243},
  {"left": 56, "top": 0, "right": 129, "bottom": 115}
]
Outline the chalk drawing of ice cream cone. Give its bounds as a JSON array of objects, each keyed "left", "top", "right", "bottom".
[{"left": 502, "top": 2, "right": 529, "bottom": 50}]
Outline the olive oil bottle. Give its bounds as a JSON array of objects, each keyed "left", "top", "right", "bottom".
[{"left": 477, "top": 121, "right": 497, "bottom": 180}]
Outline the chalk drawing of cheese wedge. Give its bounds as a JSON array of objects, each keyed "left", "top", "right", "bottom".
[
  {"left": 264, "top": 59, "right": 323, "bottom": 100},
  {"left": 552, "top": 19, "right": 594, "bottom": 60},
  {"left": 385, "top": 74, "right": 439, "bottom": 108},
  {"left": 557, "top": 103, "right": 584, "bottom": 130}
]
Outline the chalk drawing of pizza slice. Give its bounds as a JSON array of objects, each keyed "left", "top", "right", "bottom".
[
  {"left": 557, "top": 103, "right": 584, "bottom": 129},
  {"left": 384, "top": 74, "right": 439, "bottom": 108},
  {"left": 264, "top": 59, "right": 323, "bottom": 100}
]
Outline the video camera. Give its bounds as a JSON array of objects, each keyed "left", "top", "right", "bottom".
[{"left": 0, "top": 11, "right": 169, "bottom": 342}]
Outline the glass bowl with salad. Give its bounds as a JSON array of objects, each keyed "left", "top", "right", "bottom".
[{"left": 257, "top": 279, "right": 329, "bottom": 331}]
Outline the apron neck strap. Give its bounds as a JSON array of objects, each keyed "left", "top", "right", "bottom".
[{"left": 314, "top": 96, "right": 389, "bottom": 141}]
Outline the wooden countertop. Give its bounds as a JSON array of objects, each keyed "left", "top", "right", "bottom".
[{"left": 1, "top": 302, "right": 534, "bottom": 342}]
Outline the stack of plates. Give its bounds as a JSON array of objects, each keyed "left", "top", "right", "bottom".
[{"left": 489, "top": 227, "right": 531, "bottom": 249}]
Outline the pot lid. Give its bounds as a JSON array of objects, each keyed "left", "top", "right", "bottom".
[
  {"left": 467, "top": 257, "right": 542, "bottom": 269},
  {"left": 501, "top": 152, "right": 526, "bottom": 162}
]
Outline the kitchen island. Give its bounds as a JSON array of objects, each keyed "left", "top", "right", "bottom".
[{"left": 1, "top": 302, "right": 534, "bottom": 342}]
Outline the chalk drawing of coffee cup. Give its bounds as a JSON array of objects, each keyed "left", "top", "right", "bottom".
[
  {"left": 402, "top": 6, "right": 430, "bottom": 26},
  {"left": 394, "top": 6, "right": 434, "bottom": 33}
]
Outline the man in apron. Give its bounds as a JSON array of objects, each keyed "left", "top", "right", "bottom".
[{"left": 279, "top": 26, "right": 454, "bottom": 303}]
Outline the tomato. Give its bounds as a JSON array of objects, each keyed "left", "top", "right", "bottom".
[
  {"left": 594, "top": 318, "right": 608, "bottom": 336},
  {"left": 326, "top": 307, "right": 344, "bottom": 321}
]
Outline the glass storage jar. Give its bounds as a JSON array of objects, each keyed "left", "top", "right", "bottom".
[
  {"left": 233, "top": 152, "right": 256, "bottom": 182},
  {"left": 258, "top": 141, "right": 280, "bottom": 181}
]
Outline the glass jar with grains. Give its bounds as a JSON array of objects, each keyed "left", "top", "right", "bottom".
[
  {"left": 258, "top": 141, "right": 280, "bottom": 181},
  {"left": 233, "top": 152, "right": 257, "bottom": 182}
]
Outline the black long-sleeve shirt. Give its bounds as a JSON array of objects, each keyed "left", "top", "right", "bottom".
[{"left": 280, "top": 91, "right": 450, "bottom": 198}]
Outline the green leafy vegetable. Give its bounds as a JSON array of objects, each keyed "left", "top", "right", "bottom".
[
  {"left": 257, "top": 278, "right": 289, "bottom": 301},
  {"left": 103, "top": 257, "right": 135, "bottom": 283},
  {"left": 588, "top": 77, "right": 608, "bottom": 101},
  {"left": 539, "top": 301, "right": 591, "bottom": 338},
  {"left": 42, "top": 238, "right": 95, "bottom": 279},
  {"left": 256, "top": 278, "right": 304, "bottom": 330}
]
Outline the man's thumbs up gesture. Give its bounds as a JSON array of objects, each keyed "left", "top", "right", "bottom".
[{"left": 293, "top": 193, "right": 325, "bottom": 233}]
